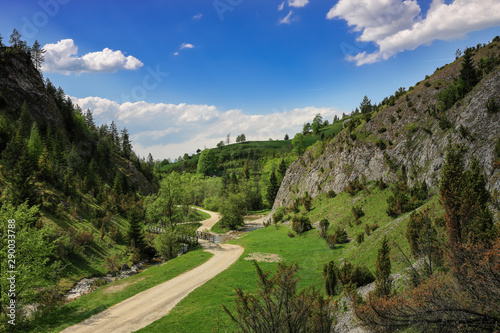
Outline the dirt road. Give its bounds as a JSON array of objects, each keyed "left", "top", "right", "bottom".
[{"left": 61, "top": 209, "right": 243, "bottom": 333}]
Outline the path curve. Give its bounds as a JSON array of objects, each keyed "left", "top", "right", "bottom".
[{"left": 62, "top": 209, "right": 243, "bottom": 333}]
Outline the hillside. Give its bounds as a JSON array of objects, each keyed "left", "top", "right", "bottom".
[{"left": 274, "top": 40, "right": 500, "bottom": 210}]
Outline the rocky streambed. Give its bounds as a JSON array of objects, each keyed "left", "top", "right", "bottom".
[{"left": 64, "top": 259, "right": 157, "bottom": 301}]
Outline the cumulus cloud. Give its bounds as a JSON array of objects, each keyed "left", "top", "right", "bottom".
[
  {"left": 42, "top": 39, "right": 143, "bottom": 74},
  {"left": 328, "top": 0, "right": 500, "bottom": 65},
  {"left": 180, "top": 43, "right": 195, "bottom": 49},
  {"left": 70, "top": 96, "right": 340, "bottom": 160},
  {"left": 280, "top": 10, "right": 295, "bottom": 24},
  {"left": 288, "top": 0, "right": 309, "bottom": 8}
]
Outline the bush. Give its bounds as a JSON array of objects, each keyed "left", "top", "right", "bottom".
[
  {"left": 438, "top": 117, "right": 453, "bottom": 130},
  {"left": 273, "top": 207, "right": 286, "bottom": 224},
  {"left": 378, "top": 127, "right": 387, "bottom": 133},
  {"left": 376, "top": 177, "right": 387, "bottom": 190},
  {"left": 389, "top": 115, "right": 396, "bottom": 124},
  {"left": 345, "top": 179, "right": 362, "bottom": 196},
  {"left": 337, "top": 261, "right": 375, "bottom": 288},
  {"left": 486, "top": 97, "right": 499, "bottom": 114},
  {"left": 291, "top": 214, "right": 312, "bottom": 235},
  {"left": 326, "top": 190, "right": 336, "bottom": 198},
  {"left": 352, "top": 205, "right": 364, "bottom": 220},
  {"left": 331, "top": 226, "right": 349, "bottom": 244},
  {"left": 302, "top": 191, "right": 312, "bottom": 212},
  {"left": 287, "top": 231, "right": 295, "bottom": 238},
  {"left": 356, "top": 232, "right": 365, "bottom": 244},
  {"left": 319, "top": 218, "right": 330, "bottom": 239},
  {"left": 376, "top": 139, "right": 386, "bottom": 150}
]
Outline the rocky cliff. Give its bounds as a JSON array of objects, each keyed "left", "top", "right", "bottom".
[{"left": 274, "top": 41, "right": 500, "bottom": 210}]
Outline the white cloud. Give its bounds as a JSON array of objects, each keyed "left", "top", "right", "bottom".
[
  {"left": 278, "top": 2, "right": 285, "bottom": 11},
  {"left": 328, "top": 0, "right": 500, "bottom": 65},
  {"left": 180, "top": 43, "right": 195, "bottom": 50},
  {"left": 42, "top": 39, "right": 143, "bottom": 74},
  {"left": 280, "top": 10, "right": 295, "bottom": 24},
  {"left": 192, "top": 13, "right": 203, "bottom": 20},
  {"left": 70, "top": 96, "right": 340, "bottom": 160},
  {"left": 173, "top": 52, "right": 179, "bottom": 56},
  {"left": 288, "top": 0, "right": 309, "bottom": 8}
]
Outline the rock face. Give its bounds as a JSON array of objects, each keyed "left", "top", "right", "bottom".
[{"left": 274, "top": 46, "right": 500, "bottom": 211}]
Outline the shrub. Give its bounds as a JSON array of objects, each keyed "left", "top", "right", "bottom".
[
  {"left": 356, "top": 232, "right": 365, "bottom": 244},
  {"left": 291, "top": 214, "right": 312, "bottom": 235},
  {"left": 486, "top": 97, "right": 499, "bottom": 114},
  {"left": 273, "top": 207, "right": 286, "bottom": 224},
  {"left": 424, "top": 81, "right": 431, "bottom": 87},
  {"left": 438, "top": 117, "right": 453, "bottom": 130},
  {"left": 352, "top": 205, "right": 364, "bottom": 220},
  {"left": 345, "top": 178, "right": 362, "bottom": 196},
  {"left": 326, "top": 190, "right": 336, "bottom": 198},
  {"left": 389, "top": 115, "right": 396, "bottom": 124},
  {"left": 364, "top": 224, "right": 371, "bottom": 236},
  {"left": 287, "top": 231, "right": 295, "bottom": 238},
  {"left": 331, "top": 226, "right": 349, "bottom": 244},
  {"left": 378, "top": 127, "right": 387, "bottom": 133},
  {"left": 319, "top": 218, "right": 330, "bottom": 239},
  {"left": 302, "top": 191, "right": 312, "bottom": 212},
  {"left": 338, "top": 261, "right": 375, "bottom": 288},
  {"left": 376, "top": 177, "right": 387, "bottom": 190},
  {"left": 72, "top": 228, "right": 94, "bottom": 247},
  {"left": 109, "top": 226, "right": 123, "bottom": 244},
  {"left": 376, "top": 139, "right": 386, "bottom": 150}
]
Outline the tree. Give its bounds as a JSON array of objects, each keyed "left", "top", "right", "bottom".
[
  {"left": 236, "top": 133, "right": 246, "bottom": 143},
  {"left": 302, "top": 122, "right": 311, "bottom": 134},
  {"left": 154, "top": 229, "right": 181, "bottom": 261},
  {"left": 312, "top": 113, "right": 323, "bottom": 134},
  {"left": 319, "top": 218, "right": 330, "bottom": 239},
  {"left": 459, "top": 47, "right": 479, "bottom": 96},
  {"left": 27, "top": 123, "right": 43, "bottom": 164},
  {"left": 146, "top": 171, "right": 185, "bottom": 227},
  {"left": 121, "top": 128, "right": 132, "bottom": 159},
  {"left": 0, "top": 203, "right": 61, "bottom": 323},
  {"left": 9, "top": 28, "right": 25, "bottom": 50},
  {"left": 292, "top": 133, "right": 305, "bottom": 155},
  {"left": 243, "top": 160, "right": 250, "bottom": 179},
  {"left": 0, "top": 33, "right": 3, "bottom": 47},
  {"left": 266, "top": 171, "right": 279, "bottom": 207},
  {"left": 127, "top": 210, "right": 146, "bottom": 254},
  {"left": 17, "top": 101, "right": 33, "bottom": 139},
  {"left": 284, "top": 133, "right": 289, "bottom": 140},
  {"left": 360, "top": 95, "right": 373, "bottom": 114},
  {"left": 324, "top": 260, "right": 338, "bottom": 296},
  {"left": 226, "top": 133, "right": 230, "bottom": 145},
  {"left": 197, "top": 149, "right": 216, "bottom": 176},
  {"left": 278, "top": 158, "right": 287, "bottom": 180},
  {"left": 217, "top": 140, "right": 225, "bottom": 149},
  {"left": 220, "top": 192, "right": 247, "bottom": 229},
  {"left": 31, "top": 40, "right": 46, "bottom": 71},
  {"left": 223, "top": 261, "right": 335, "bottom": 333},
  {"left": 85, "top": 109, "right": 96, "bottom": 131},
  {"left": 374, "top": 236, "right": 392, "bottom": 297}
]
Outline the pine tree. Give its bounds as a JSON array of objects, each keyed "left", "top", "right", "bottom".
[
  {"left": 27, "top": 123, "right": 43, "bottom": 164},
  {"left": 324, "top": 260, "right": 338, "bottom": 296},
  {"left": 9, "top": 28, "right": 23, "bottom": 49},
  {"left": 243, "top": 160, "right": 250, "bottom": 179},
  {"left": 17, "top": 101, "right": 33, "bottom": 139},
  {"left": 266, "top": 171, "right": 279, "bottom": 207},
  {"left": 127, "top": 210, "right": 146, "bottom": 254},
  {"left": 37, "top": 147, "right": 52, "bottom": 181},
  {"left": 0, "top": 33, "right": 3, "bottom": 47},
  {"left": 278, "top": 158, "right": 287, "bottom": 180},
  {"left": 110, "top": 121, "right": 120, "bottom": 150},
  {"left": 360, "top": 95, "right": 373, "bottom": 114},
  {"left": 459, "top": 47, "right": 479, "bottom": 96},
  {"left": 31, "top": 40, "right": 46, "bottom": 71},
  {"left": 375, "top": 236, "right": 392, "bottom": 296},
  {"left": 85, "top": 108, "right": 96, "bottom": 131},
  {"left": 284, "top": 133, "right": 289, "bottom": 140},
  {"left": 121, "top": 128, "right": 132, "bottom": 159}
]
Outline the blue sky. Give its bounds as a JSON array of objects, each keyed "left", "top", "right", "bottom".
[{"left": 1, "top": 0, "right": 499, "bottom": 160}]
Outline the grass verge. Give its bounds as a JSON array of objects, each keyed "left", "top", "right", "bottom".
[{"left": 24, "top": 248, "right": 213, "bottom": 333}]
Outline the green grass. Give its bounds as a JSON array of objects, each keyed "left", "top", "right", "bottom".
[
  {"left": 138, "top": 225, "right": 336, "bottom": 333},
  {"left": 140, "top": 182, "right": 442, "bottom": 333},
  {"left": 25, "top": 248, "right": 213, "bottom": 333}
]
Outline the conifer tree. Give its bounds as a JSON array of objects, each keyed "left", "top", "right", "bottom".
[
  {"left": 127, "top": 210, "right": 146, "bottom": 254},
  {"left": 85, "top": 109, "right": 95, "bottom": 130},
  {"left": 375, "top": 236, "right": 392, "bottom": 297},
  {"left": 121, "top": 128, "right": 132, "bottom": 159},
  {"left": 266, "top": 171, "right": 279, "bottom": 207},
  {"left": 27, "top": 123, "right": 43, "bottom": 164},
  {"left": 242, "top": 160, "right": 250, "bottom": 179},
  {"left": 31, "top": 40, "right": 46, "bottom": 71},
  {"left": 9, "top": 28, "right": 22, "bottom": 49},
  {"left": 278, "top": 158, "right": 287, "bottom": 180},
  {"left": 459, "top": 47, "right": 479, "bottom": 96},
  {"left": 0, "top": 33, "right": 3, "bottom": 47},
  {"left": 324, "top": 260, "right": 338, "bottom": 296},
  {"left": 17, "top": 102, "right": 33, "bottom": 139}
]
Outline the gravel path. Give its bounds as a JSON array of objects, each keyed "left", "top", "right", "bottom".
[{"left": 61, "top": 209, "right": 243, "bottom": 333}]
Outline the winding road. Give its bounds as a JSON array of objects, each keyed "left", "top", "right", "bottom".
[{"left": 61, "top": 209, "right": 243, "bottom": 333}]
